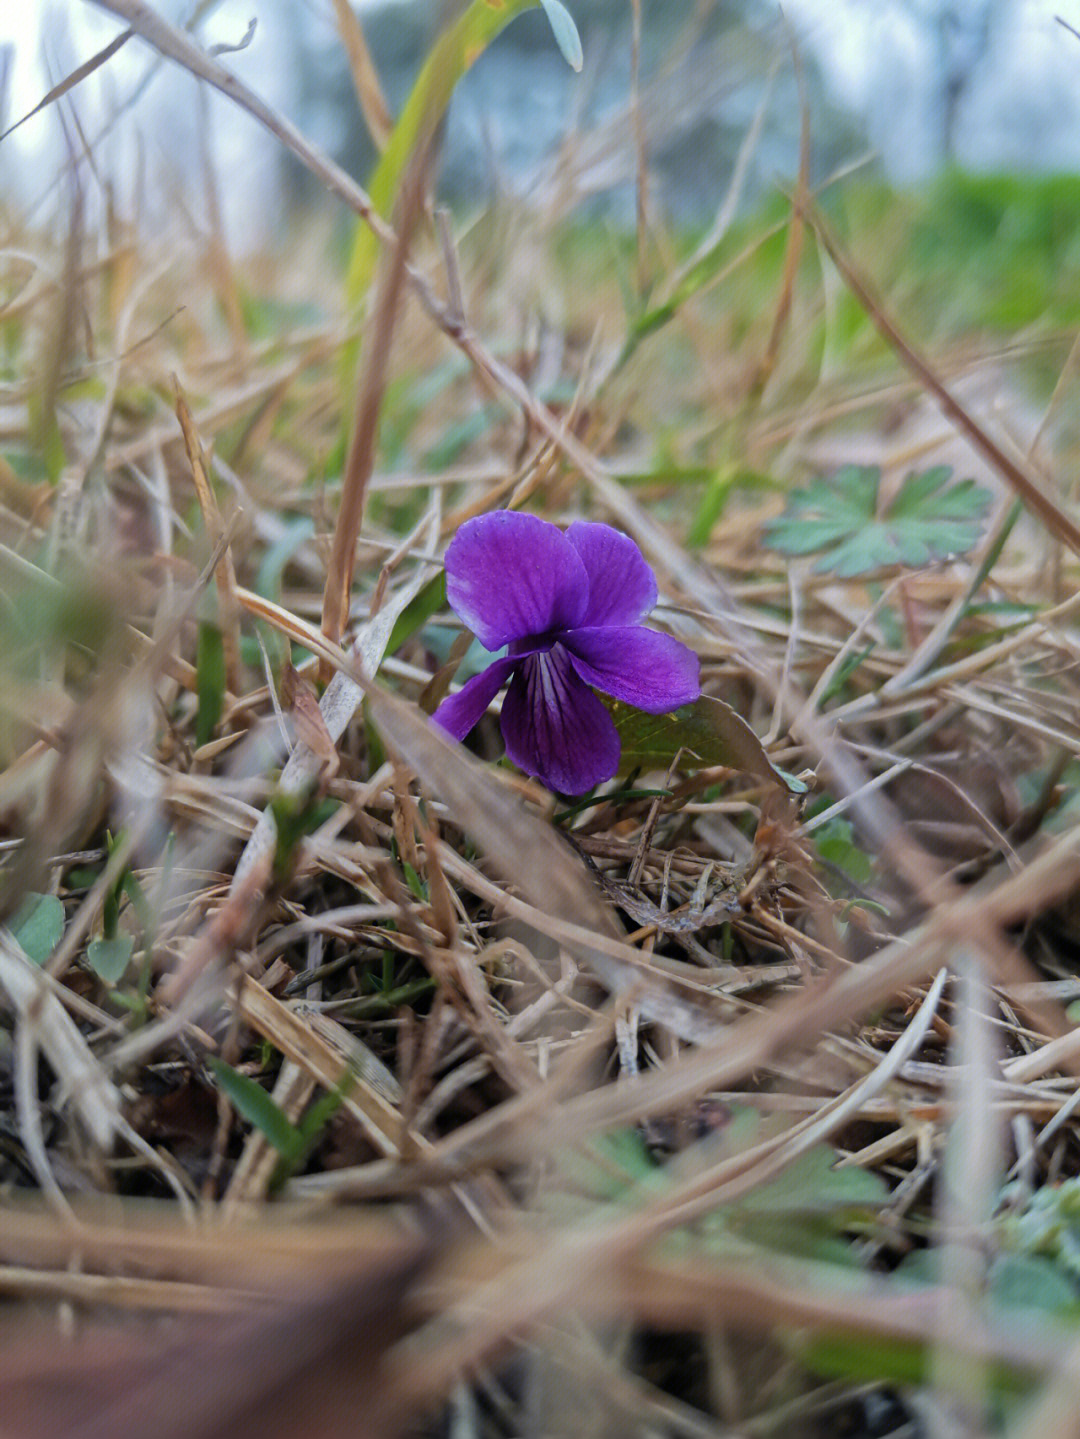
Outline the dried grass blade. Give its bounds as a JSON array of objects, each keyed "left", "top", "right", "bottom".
[
  {"left": 1, "top": 1205, "right": 410, "bottom": 1283},
  {"left": 397, "top": 1217, "right": 1060, "bottom": 1411},
  {"left": 231, "top": 555, "right": 435, "bottom": 889},
  {"left": 0, "top": 29, "right": 132, "bottom": 142},
  {"left": 0, "top": 1266, "right": 252, "bottom": 1313},
  {"left": 329, "top": 0, "right": 392, "bottom": 149},
  {"left": 753, "top": 37, "right": 808, "bottom": 389},
  {"left": 87, "top": 0, "right": 702, "bottom": 607},
  {"left": 87, "top": 0, "right": 388, "bottom": 237},
  {"left": 432, "top": 822, "right": 1080, "bottom": 1173},
  {"left": 321, "top": 146, "right": 427, "bottom": 659},
  {"left": 232, "top": 974, "right": 407, "bottom": 1157},
  {"left": 0, "top": 934, "right": 123, "bottom": 1153},
  {"left": 173, "top": 383, "right": 241, "bottom": 692},
  {"left": 931, "top": 948, "right": 1002, "bottom": 1426}
]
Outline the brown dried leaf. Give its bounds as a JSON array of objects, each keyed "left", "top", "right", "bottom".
[{"left": 283, "top": 662, "right": 339, "bottom": 774}]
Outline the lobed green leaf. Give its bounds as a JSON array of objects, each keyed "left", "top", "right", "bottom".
[{"left": 763, "top": 464, "right": 992, "bottom": 577}]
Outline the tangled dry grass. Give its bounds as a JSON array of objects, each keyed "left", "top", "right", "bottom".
[{"left": 5, "top": 5, "right": 1080, "bottom": 1437}]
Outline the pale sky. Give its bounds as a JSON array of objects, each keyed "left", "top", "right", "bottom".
[
  {"left": 5, "top": 1, "right": 1080, "bottom": 243},
  {"left": 1, "top": 2, "right": 313, "bottom": 241}
]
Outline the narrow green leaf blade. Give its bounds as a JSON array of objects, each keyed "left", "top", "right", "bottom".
[
  {"left": 539, "top": 0, "right": 583, "bottom": 71},
  {"left": 386, "top": 571, "right": 447, "bottom": 655},
  {"left": 196, "top": 620, "right": 226, "bottom": 748},
  {"left": 345, "top": 0, "right": 540, "bottom": 307},
  {"left": 208, "top": 1056, "right": 303, "bottom": 1157}
]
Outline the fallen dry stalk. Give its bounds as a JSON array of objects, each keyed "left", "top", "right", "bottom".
[{"left": 321, "top": 145, "right": 428, "bottom": 658}]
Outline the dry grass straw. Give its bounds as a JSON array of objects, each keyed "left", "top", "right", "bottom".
[{"left": 4, "top": 7, "right": 1080, "bottom": 1436}]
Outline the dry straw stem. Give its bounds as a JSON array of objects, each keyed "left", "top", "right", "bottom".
[
  {"left": 321, "top": 143, "right": 428, "bottom": 660},
  {"left": 393, "top": 1217, "right": 1060, "bottom": 1414},
  {"left": 173, "top": 381, "right": 241, "bottom": 691},
  {"left": 82, "top": 0, "right": 744, "bottom": 613},
  {"left": 933, "top": 948, "right": 1004, "bottom": 1420},
  {"left": 1013, "top": 1324, "right": 1080, "bottom": 1439},
  {"left": 0, "top": 1247, "right": 433, "bottom": 1439},
  {"left": 230, "top": 520, "right": 437, "bottom": 892},
  {"left": 0, "top": 933, "right": 124, "bottom": 1155},
  {"left": 753, "top": 30, "right": 808, "bottom": 392},
  {"left": 88, "top": 0, "right": 390, "bottom": 241},
  {"left": 0, "top": 28, "right": 133, "bottom": 142},
  {"left": 0, "top": 1266, "right": 254, "bottom": 1314},
  {"left": 329, "top": 0, "right": 392, "bottom": 149},
  {"left": 0, "top": 1197, "right": 1065, "bottom": 1424}
]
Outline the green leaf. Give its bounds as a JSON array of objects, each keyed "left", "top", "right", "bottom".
[
  {"left": 813, "top": 817, "right": 874, "bottom": 886},
  {"left": 990, "top": 1253, "right": 1080, "bottom": 1314},
  {"left": 745, "top": 1144, "right": 888, "bottom": 1215},
  {"left": 386, "top": 572, "right": 447, "bottom": 655},
  {"left": 345, "top": 0, "right": 545, "bottom": 307},
  {"left": 539, "top": 0, "right": 583, "bottom": 71},
  {"left": 607, "top": 695, "right": 804, "bottom": 794},
  {"left": 687, "top": 467, "right": 779, "bottom": 548},
  {"left": 87, "top": 934, "right": 135, "bottom": 983},
  {"left": 26, "top": 389, "right": 66, "bottom": 485},
  {"left": 551, "top": 1128, "right": 663, "bottom": 1206},
  {"left": 268, "top": 790, "right": 341, "bottom": 881},
  {"left": 763, "top": 464, "right": 992, "bottom": 577},
  {"left": 10, "top": 893, "right": 64, "bottom": 965},
  {"left": 999, "top": 1175, "right": 1080, "bottom": 1284},
  {"left": 401, "top": 860, "right": 427, "bottom": 901},
  {"left": 706, "top": 1143, "right": 888, "bottom": 1267},
  {"left": 796, "top": 1330, "right": 931, "bottom": 1390},
  {"left": 269, "top": 1081, "right": 350, "bottom": 1191},
  {"left": 196, "top": 620, "right": 226, "bottom": 748},
  {"left": 255, "top": 515, "right": 315, "bottom": 601},
  {"left": 207, "top": 1056, "right": 303, "bottom": 1158}
]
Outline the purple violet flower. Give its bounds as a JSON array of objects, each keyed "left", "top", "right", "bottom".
[{"left": 431, "top": 510, "right": 700, "bottom": 794}]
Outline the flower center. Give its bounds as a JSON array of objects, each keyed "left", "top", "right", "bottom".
[{"left": 508, "top": 632, "right": 558, "bottom": 660}]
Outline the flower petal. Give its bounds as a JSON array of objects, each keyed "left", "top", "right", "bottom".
[
  {"left": 567, "top": 520, "right": 658, "bottom": 626},
  {"left": 430, "top": 656, "right": 518, "bottom": 741},
  {"left": 444, "top": 511, "right": 588, "bottom": 651},
  {"left": 562, "top": 626, "right": 700, "bottom": 712},
  {"left": 500, "top": 647, "right": 620, "bottom": 794}
]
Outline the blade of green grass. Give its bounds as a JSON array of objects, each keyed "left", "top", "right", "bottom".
[
  {"left": 345, "top": 0, "right": 544, "bottom": 307},
  {"left": 208, "top": 1055, "right": 303, "bottom": 1157}
]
